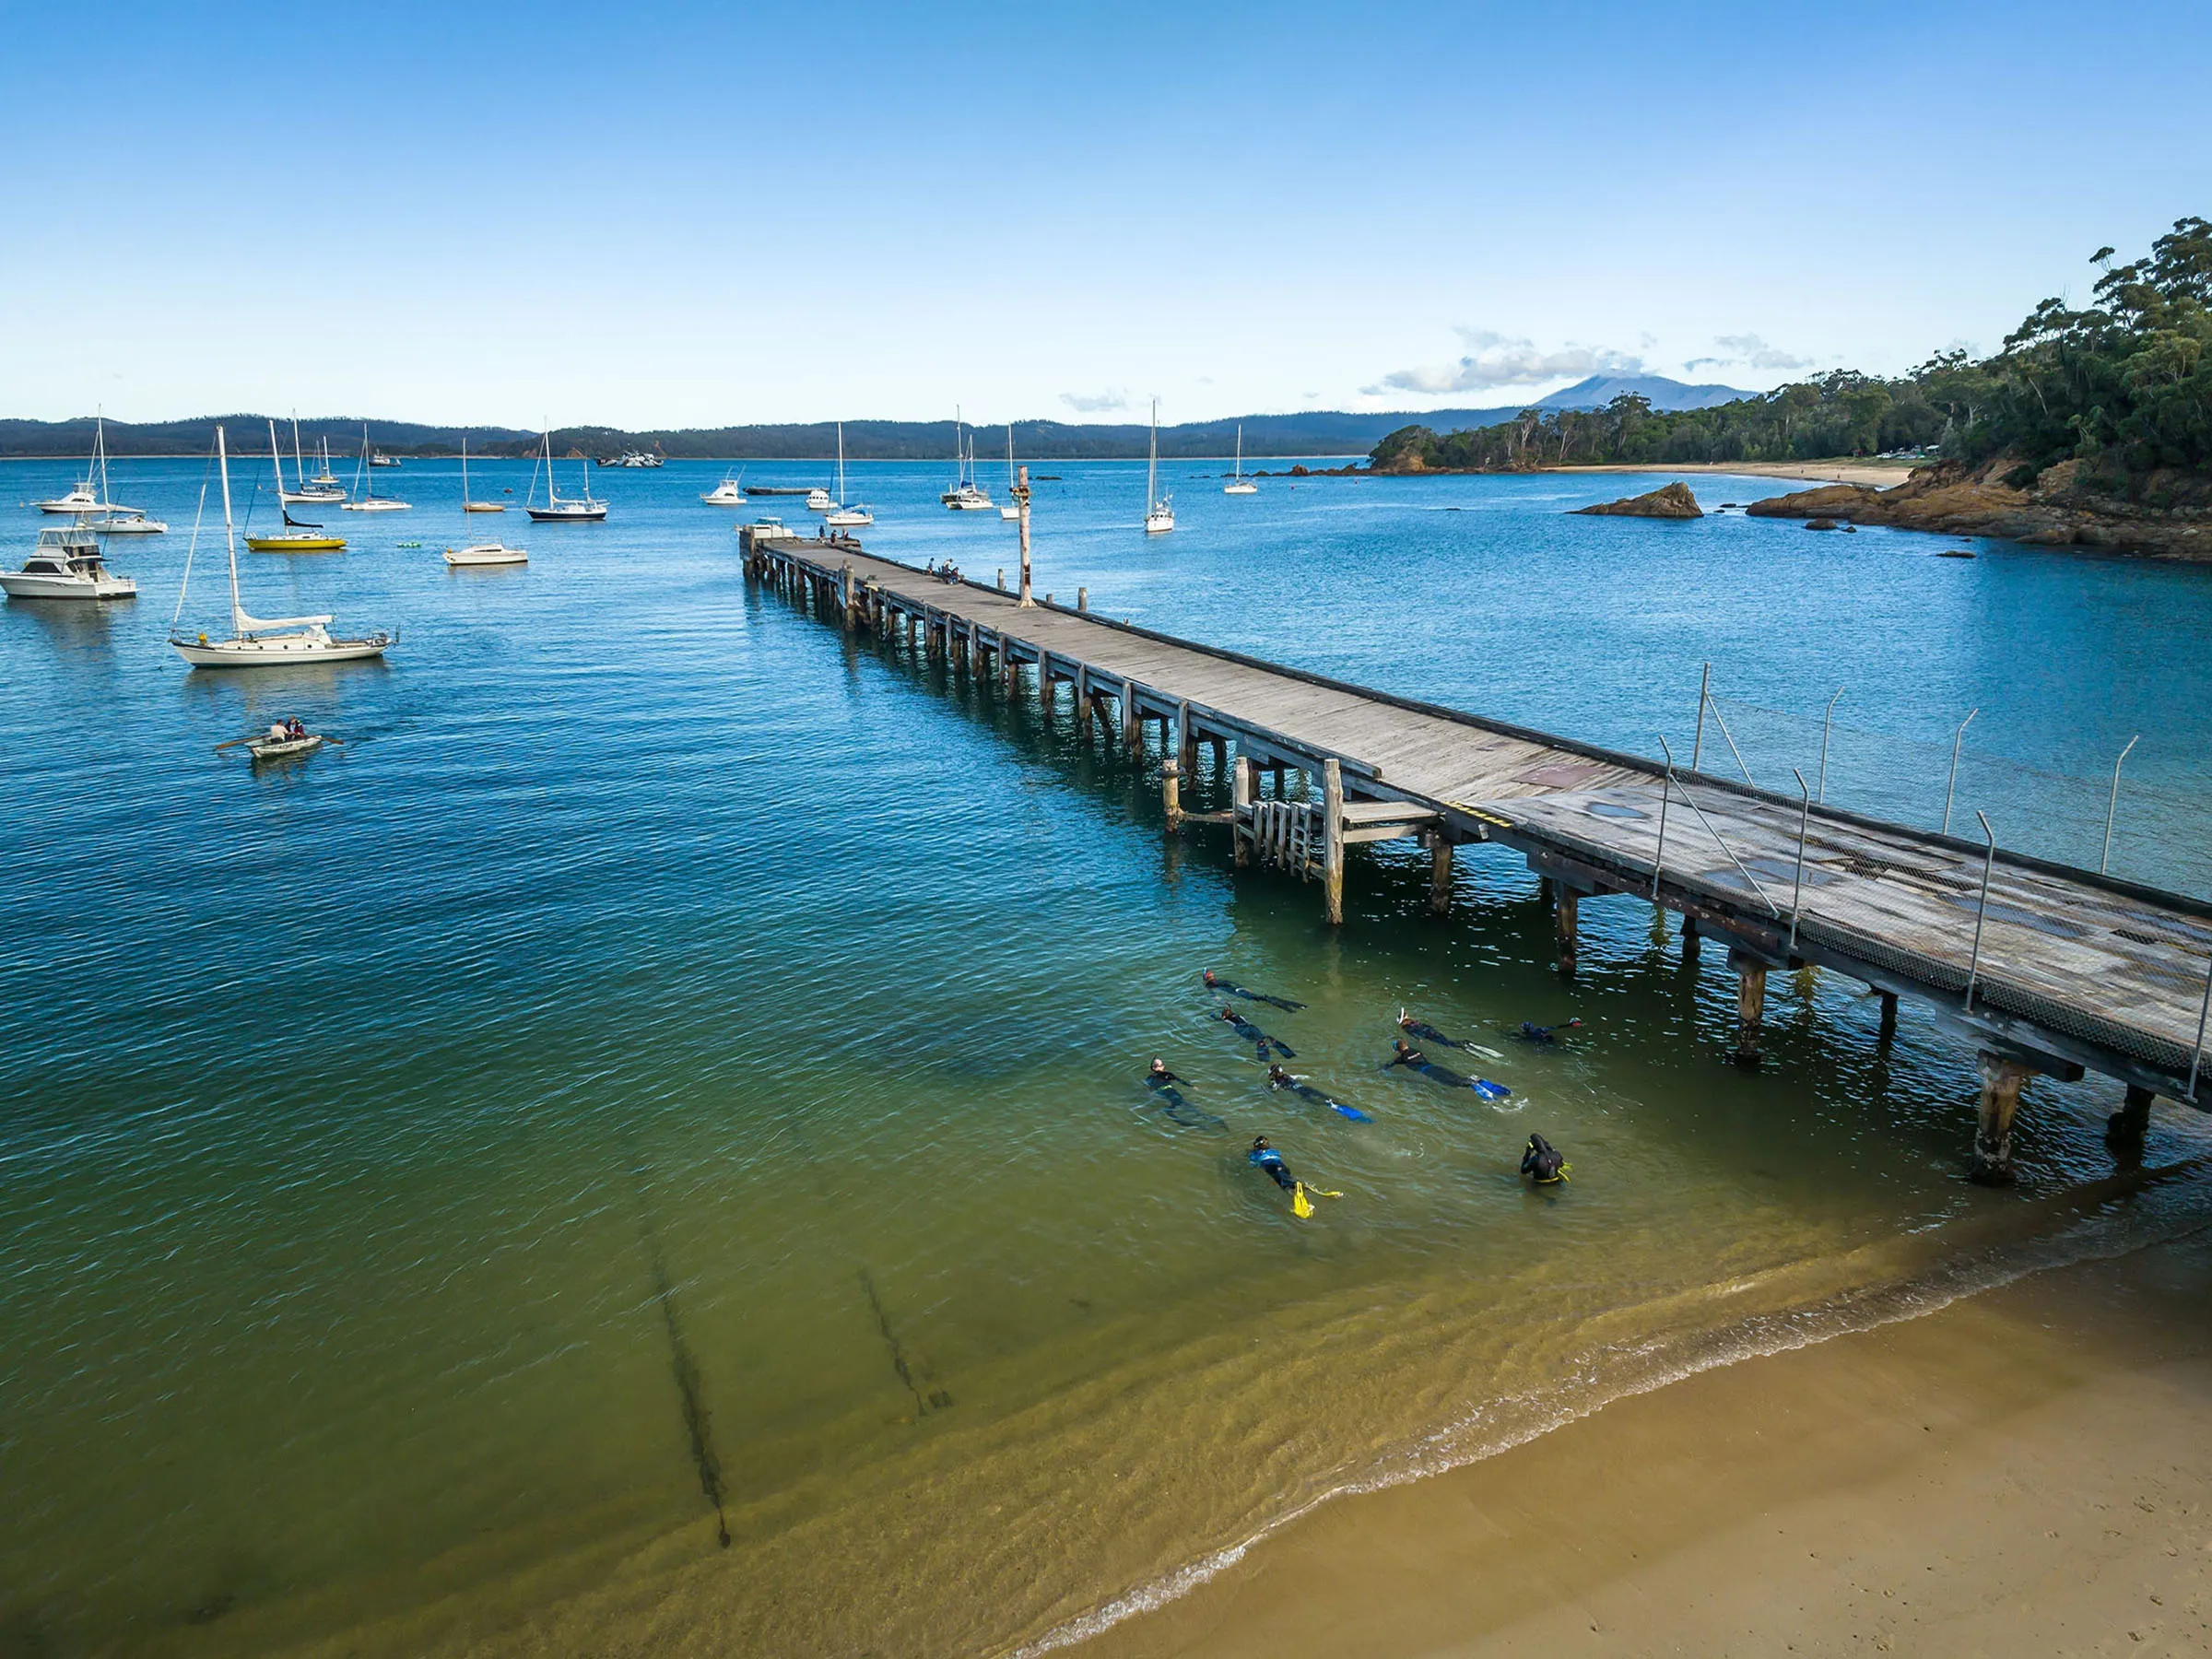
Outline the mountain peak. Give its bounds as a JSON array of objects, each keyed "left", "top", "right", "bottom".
[{"left": 1535, "top": 374, "right": 1756, "bottom": 412}]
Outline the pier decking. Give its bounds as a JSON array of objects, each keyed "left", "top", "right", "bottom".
[{"left": 746, "top": 530, "right": 2212, "bottom": 1180}]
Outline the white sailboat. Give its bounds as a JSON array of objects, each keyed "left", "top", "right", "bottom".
[
  {"left": 701, "top": 467, "right": 746, "bottom": 506},
  {"left": 824, "top": 424, "right": 873, "bottom": 527},
  {"left": 36, "top": 415, "right": 142, "bottom": 517},
  {"left": 80, "top": 419, "right": 167, "bottom": 532},
  {"left": 998, "top": 425, "right": 1021, "bottom": 520},
  {"left": 171, "top": 426, "right": 394, "bottom": 666},
  {"left": 306, "top": 436, "right": 347, "bottom": 498},
  {"left": 461, "top": 437, "right": 504, "bottom": 512},
  {"left": 2, "top": 520, "right": 137, "bottom": 600},
  {"left": 939, "top": 407, "right": 994, "bottom": 510},
  {"left": 524, "top": 425, "right": 607, "bottom": 522},
  {"left": 1144, "top": 399, "right": 1174, "bottom": 534},
  {"left": 342, "top": 424, "right": 410, "bottom": 511},
  {"left": 1224, "top": 424, "right": 1258, "bottom": 494},
  {"left": 283, "top": 414, "right": 346, "bottom": 502}
]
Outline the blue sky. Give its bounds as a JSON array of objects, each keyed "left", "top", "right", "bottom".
[{"left": 3, "top": 0, "right": 2206, "bottom": 427}]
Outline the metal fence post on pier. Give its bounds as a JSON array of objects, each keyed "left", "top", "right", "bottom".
[
  {"left": 1787, "top": 767, "right": 1812, "bottom": 955},
  {"left": 1652, "top": 735, "right": 1677, "bottom": 900},
  {"left": 1817, "top": 687, "right": 1844, "bottom": 804},
  {"left": 2100, "top": 734, "right": 2139, "bottom": 875},
  {"left": 1942, "top": 708, "right": 1978, "bottom": 836},
  {"left": 1964, "top": 809, "right": 1996, "bottom": 1010},
  {"left": 1690, "top": 664, "right": 1710, "bottom": 772}
]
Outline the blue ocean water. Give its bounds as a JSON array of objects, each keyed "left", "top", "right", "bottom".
[{"left": 4, "top": 451, "right": 2210, "bottom": 1657}]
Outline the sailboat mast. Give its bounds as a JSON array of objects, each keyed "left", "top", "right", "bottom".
[
  {"left": 1235, "top": 424, "right": 1242, "bottom": 480},
  {"left": 1147, "top": 399, "right": 1159, "bottom": 504},
  {"left": 268, "top": 418, "right": 286, "bottom": 512},
  {"left": 837, "top": 422, "right": 845, "bottom": 502},
  {"left": 461, "top": 435, "right": 470, "bottom": 505},
  {"left": 291, "top": 413, "right": 306, "bottom": 495},
  {"left": 356, "top": 424, "right": 370, "bottom": 500},
  {"left": 217, "top": 425, "right": 244, "bottom": 631},
  {"left": 95, "top": 413, "right": 111, "bottom": 506}
]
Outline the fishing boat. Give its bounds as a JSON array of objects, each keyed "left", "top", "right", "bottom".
[
  {"left": 998, "top": 425, "right": 1021, "bottom": 519},
  {"left": 0, "top": 520, "right": 137, "bottom": 600},
  {"left": 701, "top": 469, "right": 746, "bottom": 506},
  {"left": 35, "top": 416, "right": 141, "bottom": 516},
  {"left": 524, "top": 426, "right": 607, "bottom": 522},
  {"left": 171, "top": 427, "right": 394, "bottom": 667},
  {"left": 343, "top": 425, "right": 411, "bottom": 511},
  {"left": 1144, "top": 399, "right": 1174, "bottom": 533},
  {"left": 461, "top": 438, "right": 504, "bottom": 512},
  {"left": 1224, "top": 424, "right": 1258, "bottom": 494},
  {"left": 939, "top": 407, "right": 994, "bottom": 510},
  {"left": 823, "top": 425, "right": 872, "bottom": 527}
]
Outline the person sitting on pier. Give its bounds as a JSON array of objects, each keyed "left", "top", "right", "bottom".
[
  {"left": 1517, "top": 1018, "right": 1583, "bottom": 1044},
  {"left": 1520, "top": 1132, "right": 1570, "bottom": 1186}
]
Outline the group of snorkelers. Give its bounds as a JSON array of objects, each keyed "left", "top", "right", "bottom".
[{"left": 1153, "top": 973, "right": 1581, "bottom": 1218}]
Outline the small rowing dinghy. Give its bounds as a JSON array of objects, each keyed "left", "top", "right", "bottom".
[{"left": 248, "top": 732, "right": 325, "bottom": 761}]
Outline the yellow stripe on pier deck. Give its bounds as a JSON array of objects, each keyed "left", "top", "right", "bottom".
[{"left": 747, "top": 532, "right": 2212, "bottom": 1175}]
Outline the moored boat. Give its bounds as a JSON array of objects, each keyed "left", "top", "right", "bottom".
[{"left": 1, "top": 521, "right": 137, "bottom": 600}]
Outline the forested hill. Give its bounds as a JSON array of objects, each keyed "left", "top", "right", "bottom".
[
  {"left": 1370, "top": 215, "right": 2212, "bottom": 503},
  {"left": 0, "top": 377, "right": 1750, "bottom": 461}
]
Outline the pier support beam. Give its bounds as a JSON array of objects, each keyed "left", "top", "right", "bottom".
[
  {"left": 1429, "top": 835, "right": 1453, "bottom": 915},
  {"left": 1233, "top": 757, "right": 1254, "bottom": 869},
  {"left": 1176, "top": 700, "right": 1197, "bottom": 779},
  {"left": 1124, "top": 684, "right": 1145, "bottom": 760},
  {"left": 1681, "top": 913, "right": 1700, "bottom": 965},
  {"left": 1877, "top": 991, "right": 1899, "bottom": 1040},
  {"left": 839, "top": 564, "right": 854, "bottom": 631},
  {"left": 1162, "top": 759, "right": 1183, "bottom": 832},
  {"left": 1971, "top": 1053, "right": 2034, "bottom": 1185},
  {"left": 1323, "top": 759, "right": 1346, "bottom": 925},
  {"left": 1075, "top": 665, "right": 1092, "bottom": 736},
  {"left": 1733, "top": 951, "right": 1768, "bottom": 1068},
  {"left": 2107, "top": 1083, "right": 2155, "bottom": 1153},
  {"left": 1553, "top": 888, "right": 1580, "bottom": 979}
]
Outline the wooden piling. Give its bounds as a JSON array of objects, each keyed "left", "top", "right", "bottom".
[
  {"left": 1877, "top": 991, "right": 1899, "bottom": 1038},
  {"left": 1124, "top": 683, "right": 1145, "bottom": 759},
  {"left": 1176, "top": 700, "right": 1196, "bottom": 778},
  {"left": 1554, "top": 888, "right": 1579, "bottom": 978},
  {"left": 1075, "top": 664, "right": 1091, "bottom": 735},
  {"left": 1323, "top": 758, "right": 1346, "bottom": 925},
  {"left": 1681, "top": 913, "right": 1701, "bottom": 965},
  {"left": 1971, "top": 1053, "right": 2032, "bottom": 1184},
  {"left": 1233, "top": 756, "right": 1254, "bottom": 868},
  {"left": 1735, "top": 955, "right": 1768, "bottom": 1067},
  {"left": 1162, "top": 759, "right": 1183, "bottom": 832},
  {"left": 1430, "top": 836, "right": 1453, "bottom": 915},
  {"left": 2107, "top": 1082, "right": 2155, "bottom": 1150},
  {"left": 839, "top": 563, "right": 854, "bottom": 631}
]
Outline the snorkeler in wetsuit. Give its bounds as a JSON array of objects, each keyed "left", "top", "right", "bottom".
[
  {"left": 1389, "top": 1039, "right": 1512, "bottom": 1101},
  {"left": 1145, "top": 1058, "right": 1223, "bottom": 1130},
  {"left": 1203, "top": 970, "right": 1307, "bottom": 1011},
  {"left": 1247, "top": 1136, "right": 1338, "bottom": 1218},
  {"left": 1517, "top": 1019, "right": 1584, "bottom": 1044},
  {"left": 1267, "top": 1064, "right": 1373, "bottom": 1122},
  {"left": 1218, "top": 1006, "right": 1296, "bottom": 1060},
  {"left": 1521, "top": 1132, "right": 1569, "bottom": 1185}
]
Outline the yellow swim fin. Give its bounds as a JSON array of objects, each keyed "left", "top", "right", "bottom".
[{"left": 1292, "top": 1182, "right": 1313, "bottom": 1219}]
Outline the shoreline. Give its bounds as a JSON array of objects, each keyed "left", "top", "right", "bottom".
[
  {"left": 1067, "top": 1222, "right": 2212, "bottom": 1659},
  {"left": 1550, "top": 459, "right": 1921, "bottom": 488}
]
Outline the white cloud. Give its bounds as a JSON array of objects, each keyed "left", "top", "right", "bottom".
[
  {"left": 1363, "top": 329, "right": 1644, "bottom": 396},
  {"left": 1684, "top": 333, "right": 1813, "bottom": 372},
  {"left": 1059, "top": 388, "right": 1130, "bottom": 413}
]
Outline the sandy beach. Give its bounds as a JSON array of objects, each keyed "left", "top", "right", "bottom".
[
  {"left": 1552, "top": 460, "right": 1920, "bottom": 488},
  {"left": 1074, "top": 1227, "right": 2212, "bottom": 1659}
]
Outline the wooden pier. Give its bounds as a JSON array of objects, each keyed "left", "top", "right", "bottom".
[{"left": 744, "top": 527, "right": 2212, "bottom": 1182}]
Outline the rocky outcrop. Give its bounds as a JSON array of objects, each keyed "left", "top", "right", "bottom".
[
  {"left": 1746, "top": 459, "right": 2212, "bottom": 559},
  {"left": 1572, "top": 482, "right": 1702, "bottom": 519}
]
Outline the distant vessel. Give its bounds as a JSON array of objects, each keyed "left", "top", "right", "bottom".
[
  {"left": 1144, "top": 399, "right": 1174, "bottom": 534},
  {"left": 998, "top": 425, "right": 1021, "bottom": 519},
  {"left": 1, "top": 520, "right": 137, "bottom": 601},
  {"left": 1224, "top": 424, "right": 1257, "bottom": 494},
  {"left": 701, "top": 469, "right": 746, "bottom": 506},
  {"left": 35, "top": 416, "right": 140, "bottom": 517},
  {"left": 343, "top": 425, "right": 411, "bottom": 512},
  {"left": 940, "top": 407, "right": 994, "bottom": 510},
  {"left": 823, "top": 425, "right": 872, "bottom": 527},
  {"left": 461, "top": 438, "right": 504, "bottom": 512},
  {"left": 603, "top": 450, "right": 663, "bottom": 468},
  {"left": 369, "top": 450, "right": 401, "bottom": 467},
  {"left": 171, "top": 426, "right": 393, "bottom": 666},
  {"left": 243, "top": 511, "right": 347, "bottom": 552},
  {"left": 304, "top": 436, "right": 347, "bottom": 498},
  {"left": 524, "top": 426, "right": 607, "bottom": 522},
  {"left": 806, "top": 486, "right": 835, "bottom": 513},
  {"left": 283, "top": 415, "right": 346, "bottom": 502},
  {"left": 88, "top": 509, "right": 167, "bottom": 535}
]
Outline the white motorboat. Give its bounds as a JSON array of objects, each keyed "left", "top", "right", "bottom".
[
  {"left": 36, "top": 416, "right": 141, "bottom": 516},
  {"left": 939, "top": 407, "right": 994, "bottom": 510},
  {"left": 461, "top": 437, "right": 503, "bottom": 512},
  {"left": 170, "top": 426, "right": 394, "bottom": 668},
  {"left": 821, "top": 424, "right": 872, "bottom": 526},
  {"left": 342, "top": 424, "right": 411, "bottom": 511},
  {"left": 742, "top": 515, "right": 798, "bottom": 542},
  {"left": 525, "top": 425, "right": 607, "bottom": 522},
  {"left": 806, "top": 487, "right": 835, "bottom": 513},
  {"left": 1, "top": 521, "right": 137, "bottom": 600},
  {"left": 370, "top": 451, "right": 401, "bottom": 467},
  {"left": 89, "top": 510, "right": 168, "bottom": 535},
  {"left": 444, "top": 541, "right": 527, "bottom": 566},
  {"left": 701, "top": 469, "right": 746, "bottom": 506},
  {"left": 1224, "top": 424, "right": 1258, "bottom": 493},
  {"left": 1144, "top": 398, "right": 1174, "bottom": 533}
]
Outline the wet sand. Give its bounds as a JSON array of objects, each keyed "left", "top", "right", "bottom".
[
  {"left": 1075, "top": 1228, "right": 2212, "bottom": 1659},
  {"left": 1553, "top": 460, "right": 1918, "bottom": 488}
]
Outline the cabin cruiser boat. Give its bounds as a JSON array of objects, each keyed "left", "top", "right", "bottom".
[
  {"left": 701, "top": 470, "right": 746, "bottom": 506},
  {"left": 1, "top": 521, "right": 137, "bottom": 600}
]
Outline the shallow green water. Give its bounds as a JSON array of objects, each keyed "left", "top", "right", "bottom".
[{"left": 3, "top": 455, "right": 2209, "bottom": 1656}]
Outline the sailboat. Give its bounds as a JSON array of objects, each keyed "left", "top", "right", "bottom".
[
  {"left": 283, "top": 414, "right": 346, "bottom": 502},
  {"left": 245, "top": 420, "right": 347, "bottom": 550},
  {"left": 36, "top": 415, "right": 142, "bottom": 518},
  {"left": 1224, "top": 424, "right": 1258, "bottom": 494},
  {"left": 1143, "top": 399, "right": 1174, "bottom": 534},
  {"left": 306, "top": 436, "right": 347, "bottom": 499},
  {"left": 461, "top": 437, "right": 504, "bottom": 512},
  {"left": 79, "top": 418, "right": 166, "bottom": 533},
  {"left": 998, "top": 425, "right": 1021, "bottom": 520},
  {"left": 701, "top": 467, "right": 746, "bottom": 506},
  {"left": 824, "top": 424, "right": 872, "bottom": 527},
  {"left": 524, "top": 425, "right": 607, "bottom": 522},
  {"left": 342, "top": 424, "right": 410, "bottom": 511},
  {"left": 171, "top": 426, "right": 394, "bottom": 666},
  {"left": 939, "top": 407, "right": 994, "bottom": 510}
]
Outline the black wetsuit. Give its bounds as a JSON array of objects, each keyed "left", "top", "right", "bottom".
[
  {"left": 1398, "top": 1018, "right": 1473, "bottom": 1050},
  {"left": 1145, "top": 1069, "right": 1223, "bottom": 1131},
  {"left": 1204, "top": 971, "right": 1306, "bottom": 1012},
  {"left": 1268, "top": 1068, "right": 1372, "bottom": 1122},
  {"left": 1249, "top": 1144, "right": 1299, "bottom": 1192},
  {"left": 1518, "top": 1020, "right": 1582, "bottom": 1045},
  {"left": 1521, "top": 1133, "right": 1567, "bottom": 1184},
  {"left": 1390, "top": 1044, "right": 1511, "bottom": 1100},
  {"left": 1218, "top": 1008, "right": 1295, "bottom": 1060}
]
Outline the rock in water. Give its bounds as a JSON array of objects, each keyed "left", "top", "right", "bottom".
[
  {"left": 1805, "top": 518, "right": 1841, "bottom": 531},
  {"left": 1572, "top": 482, "right": 1702, "bottom": 519}
]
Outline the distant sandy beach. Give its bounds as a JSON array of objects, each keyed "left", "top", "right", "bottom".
[
  {"left": 1074, "top": 1226, "right": 2212, "bottom": 1659},
  {"left": 1554, "top": 460, "right": 1918, "bottom": 488}
]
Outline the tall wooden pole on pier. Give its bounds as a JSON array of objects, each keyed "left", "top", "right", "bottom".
[
  {"left": 1015, "top": 465, "right": 1034, "bottom": 608},
  {"left": 1323, "top": 759, "right": 1346, "bottom": 925}
]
